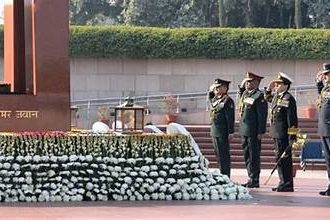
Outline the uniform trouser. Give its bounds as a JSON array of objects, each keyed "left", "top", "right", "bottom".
[
  {"left": 321, "top": 137, "right": 330, "bottom": 185},
  {"left": 212, "top": 136, "right": 230, "bottom": 177},
  {"left": 241, "top": 135, "right": 260, "bottom": 183},
  {"left": 274, "top": 137, "right": 293, "bottom": 186}
]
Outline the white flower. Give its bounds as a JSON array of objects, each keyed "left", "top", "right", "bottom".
[
  {"left": 114, "top": 166, "right": 121, "bottom": 172},
  {"left": 129, "top": 171, "right": 138, "bottom": 177},
  {"left": 149, "top": 171, "right": 158, "bottom": 177},
  {"left": 86, "top": 182, "right": 94, "bottom": 190},
  {"left": 140, "top": 166, "right": 150, "bottom": 173},
  {"left": 190, "top": 163, "right": 199, "bottom": 169},
  {"left": 192, "top": 177, "right": 200, "bottom": 184},
  {"left": 196, "top": 193, "right": 203, "bottom": 200},
  {"left": 91, "top": 164, "right": 98, "bottom": 169},
  {"left": 168, "top": 187, "right": 176, "bottom": 194},
  {"left": 59, "top": 155, "right": 68, "bottom": 162},
  {"left": 150, "top": 165, "right": 158, "bottom": 171},
  {"left": 135, "top": 177, "right": 143, "bottom": 183},
  {"left": 124, "top": 167, "right": 132, "bottom": 173},
  {"left": 159, "top": 185, "right": 167, "bottom": 192},
  {"left": 169, "top": 169, "right": 176, "bottom": 175},
  {"left": 24, "top": 155, "right": 32, "bottom": 162},
  {"left": 178, "top": 170, "right": 186, "bottom": 175},
  {"left": 191, "top": 156, "right": 199, "bottom": 162},
  {"left": 151, "top": 193, "right": 159, "bottom": 200},
  {"left": 145, "top": 178, "right": 154, "bottom": 184},
  {"left": 139, "top": 171, "right": 148, "bottom": 177},
  {"left": 143, "top": 194, "right": 150, "bottom": 201},
  {"left": 136, "top": 193, "right": 143, "bottom": 201},
  {"left": 85, "top": 155, "right": 93, "bottom": 162},
  {"left": 148, "top": 186, "right": 155, "bottom": 193},
  {"left": 155, "top": 157, "right": 165, "bottom": 164},
  {"left": 203, "top": 187, "right": 210, "bottom": 194},
  {"left": 12, "top": 163, "right": 20, "bottom": 170},
  {"left": 175, "top": 157, "right": 183, "bottom": 163},
  {"left": 159, "top": 170, "right": 167, "bottom": 177},
  {"left": 203, "top": 194, "right": 210, "bottom": 200},
  {"left": 16, "top": 156, "right": 24, "bottom": 162},
  {"left": 122, "top": 177, "right": 131, "bottom": 184},
  {"left": 3, "top": 162, "right": 11, "bottom": 170},
  {"left": 211, "top": 193, "right": 220, "bottom": 200},
  {"left": 162, "top": 165, "right": 169, "bottom": 170},
  {"left": 228, "top": 193, "right": 236, "bottom": 200},
  {"left": 156, "top": 177, "right": 165, "bottom": 185},
  {"left": 174, "top": 192, "right": 182, "bottom": 200},
  {"left": 103, "top": 157, "right": 110, "bottom": 163},
  {"left": 145, "top": 157, "right": 153, "bottom": 164},
  {"left": 165, "top": 195, "right": 172, "bottom": 200},
  {"left": 177, "top": 179, "right": 185, "bottom": 186},
  {"left": 165, "top": 158, "right": 174, "bottom": 164},
  {"left": 50, "top": 156, "right": 57, "bottom": 162},
  {"left": 158, "top": 192, "right": 165, "bottom": 200},
  {"left": 109, "top": 158, "right": 118, "bottom": 164},
  {"left": 182, "top": 192, "right": 190, "bottom": 200},
  {"left": 118, "top": 158, "right": 126, "bottom": 163},
  {"left": 127, "top": 158, "right": 136, "bottom": 164},
  {"left": 166, "top": 178, "right": 176, "bottom": 184},
  {"left": 195, "top": 187, "right": 202, "bottom": 194}
]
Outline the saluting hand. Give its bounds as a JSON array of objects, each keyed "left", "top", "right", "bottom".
[
  {"left": 316, "top": 71, "right": 324, "bottom": 82},
  {"left": 240, "top": 78, "right": 249, "bottom": 88},
  {"left": 267, "top": 80, "right": 276, "bottom": 91}
]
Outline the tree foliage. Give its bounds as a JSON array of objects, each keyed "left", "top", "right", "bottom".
[{"left": 69, "top": 0, "right": 330, "bottom": 28}]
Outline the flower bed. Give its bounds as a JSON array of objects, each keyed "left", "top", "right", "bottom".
[{"left": 0, "top": 133, "right": 250, "bottom": 202}]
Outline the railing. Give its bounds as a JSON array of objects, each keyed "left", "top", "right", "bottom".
[{"left": 71, "top": 84, "right": 319, "bottom": 129}]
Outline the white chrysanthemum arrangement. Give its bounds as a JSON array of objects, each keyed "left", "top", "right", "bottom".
[{"left": 0, "top": 133, "right": 251, "bottom": 202}]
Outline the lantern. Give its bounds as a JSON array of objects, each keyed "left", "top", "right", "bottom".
[{"left": 114, "top": 97, "right": 144, "bottom": 133}]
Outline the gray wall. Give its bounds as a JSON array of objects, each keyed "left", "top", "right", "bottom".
[{"left": 1, "top": 58, "right": 329, "bottom": 126}]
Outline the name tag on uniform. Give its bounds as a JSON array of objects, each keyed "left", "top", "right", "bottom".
[
  {"left": 243, "top": 97, "right": 255, "bottom": 105},
  {"left": 277, "top": 100, "right": 289, "bottom": 107}
]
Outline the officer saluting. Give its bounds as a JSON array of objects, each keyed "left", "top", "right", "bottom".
[
  {"left": 239, "top": 72, "right": 268, "bottom": 188},
  {"left": 316, "top": 63, "right": 330, "bottom": 196},
  {"left": 209, "top": 78, "right": 235, "bottom": 177},
  {"left": 265, "top": 72, "right": 298, "bottom": 192}
]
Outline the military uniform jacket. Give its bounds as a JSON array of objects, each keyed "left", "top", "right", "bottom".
[
  {"left": 265, "top": 90, "right": 298, "bottom": 139},
  {"left": 238, "top": 88, "right": 268, "bottom": 137},
  {"left": 317, "top": 81, "right": 330, "bottom": 136},
  {"left": 209, "top": 92, "right": 235, "bottom": 137}
]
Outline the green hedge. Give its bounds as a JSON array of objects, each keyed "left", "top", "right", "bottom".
[{"left": 0, "top": 25, "right": 329, "bottom": 59}]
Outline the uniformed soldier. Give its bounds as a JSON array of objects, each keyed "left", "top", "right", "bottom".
[
  {"left": 239, "top": 72, "right": 268, "bottom": 188},
  {"left": 265, "top": 72, "right": 298, "bottom": 192},
  {"left": 316, "top": 63, "right": 330, "bottom": 196},
  {"left": 209, "top": 78, "right": 235, "bottom": 177}
]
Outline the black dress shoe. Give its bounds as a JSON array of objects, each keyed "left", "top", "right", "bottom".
[
  {"left": 275, "top": 182, "right": 294, "bottom": 192},
  {"left": 276, "top": 187, "right": 294, "bottom": 192},
  {"left": 272, "top": 183, "right": 285, "bottom": 192},
  {"left": 319, "top": 188, "right": 330, "bottom": 196},
  {"left": 242, "top": 182, "right": 259, "bottom": 188}
]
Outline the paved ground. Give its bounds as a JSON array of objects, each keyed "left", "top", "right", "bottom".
[{"left": 0, "top": 169, "right": 329, "bottom": 220}]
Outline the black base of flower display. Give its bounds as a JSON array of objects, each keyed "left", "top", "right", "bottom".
[{"left": 0, "top": 133, "right": 251, "bottom": 202}]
